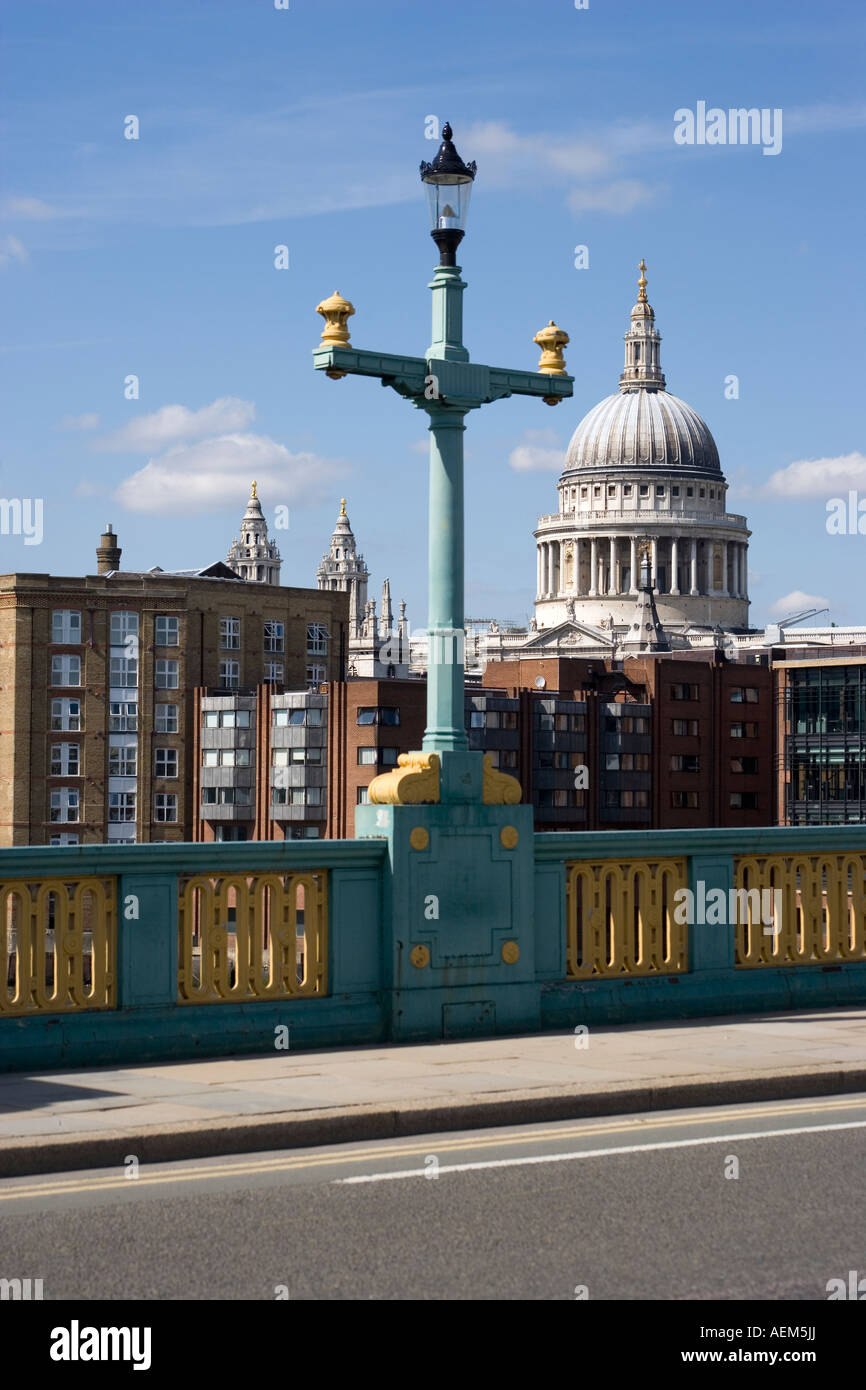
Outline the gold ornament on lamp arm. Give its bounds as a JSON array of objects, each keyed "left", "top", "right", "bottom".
[
  {"left": 533, "top": 319, "right": 569, "bottom": 405},
  {"left": 368, "top": 751, "right": 441, "bottom": 805},
  {"left": 315, "top": 291, "right": 355, "bottom": 380}
]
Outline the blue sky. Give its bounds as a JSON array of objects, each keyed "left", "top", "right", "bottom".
[{"left": 1, "top": 0, "right": 864, "bottom": 628}]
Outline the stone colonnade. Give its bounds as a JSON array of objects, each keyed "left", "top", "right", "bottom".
[{"left": 536, "top": 536, "right": 748, "bottom": 599}]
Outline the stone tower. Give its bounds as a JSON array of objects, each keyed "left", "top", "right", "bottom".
[
  {"left": 316, "top": 499, "right": 369, "bottom": 639},
  {"left": 226, "top": 482, "right": 282, "bottom": 584}
]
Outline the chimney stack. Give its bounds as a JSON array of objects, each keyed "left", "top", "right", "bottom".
[{"left": 97, "top": 523, "right": 122, "bottom": 575}]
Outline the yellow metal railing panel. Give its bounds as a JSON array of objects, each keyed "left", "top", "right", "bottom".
[
  {"left": 565, "top": 858, "right": 688, "bottom": 979},
  {"left": 734, "top": 853, "right": 866, "bottom": 968},
  {"left": 0, "top": 877, "right": 116, "bottom": 1016},
  {"left": 177, "top": 871, "right": 328, "bottom": 1003}
]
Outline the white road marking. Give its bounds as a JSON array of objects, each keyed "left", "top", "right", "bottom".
[{"left": 335, "top": 1119, "right": 866, "bottom": 1184}]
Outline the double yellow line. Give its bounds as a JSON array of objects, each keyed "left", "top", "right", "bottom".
[{"left": 2, "top": 1095, "right": 863, "bottom": 1202}]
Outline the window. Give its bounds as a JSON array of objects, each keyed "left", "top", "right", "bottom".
[
  {"left": 51, "top": 698, "right": 81, "bottom": 732},
  {"left": 469, "top": 710, "right": 485, "bottom": 728},
  {"left": 593, "top": 486, "right": 601, "bottom": 497},
  {"left": 699, "top": 487, "right": 705, "bottom": 498},
  {"left": 306, "top": 622, "right": 328, "bottom": 656},
  {"left": 219, "top": 660, "right": 240, "bottom": 689},
  {"left": 485, "top": 712, "right": 501, "bottom": 730},
  {"left": 50, "top": 788, "right": 79, "bottom": 822},
  {"left": 220, "top": 617, "right": 240, "bottom": 649},
  {"left": 608, "top": 485, "right": 616, "bottom": 497},
  {"left": 356, "top": 707, "right": 400, "bottom": 726},
  {"left": 155, "top": 616, "right": 179, "bottom": 646},
  {"left": 501, "top": 711, "right": 518, "bottom": 730},
  {"left": 51, "top": 655, "right": 81, "bottom": 687},
  {"left": 671, "top": 791, "right": 699, "bottom": 809},
  {"left": 380, "top": 747, "right": 399, "bottom": 766},
  {"left": 155, "top": 659, "right": 179, "bottom": 689},
  {"left": 709, "top": 488, "right": 715, "bottom": 500},
  {"left": 273, "top": 706, "right": 322, "bottom": 727},
  {"left": 500, "top": 749, "right": 518, "bottom": 769},
  {"left": 273, "top": 748, "right": 321, "bottom": 767},
  {"left": 686, "top": 486, "right": 694, "bottom": 497},
  {"left": 110, "top": 612, "right": 139, "bottom": 650},
  {"left": 656, "top": 485, "right": 665, "bottom": 497},
  {"left": 264, "top": 621, "right": 284, "bottom": 653},
  {"left": 730, "top": 721, "right": 759, "bottom": 739},
  {"left": 537, "top": 712, "right": 554, "bottom": 731},
  {"left": 155, "top": 748, "right": 178, "bottom": 779},
  {"left": 357, "top": 787, "right": 369, "bottom": 805},
  {"left": 52, "top": 610, "right": 81, "bottom": 644},
  {"left": 623, "top": 484, "right": 633, "bottom": 496},
  {"left": 639, "top": 484, "right": 649, "bottom": 497},
  {"left": 109, "top": 746, "right": 137, "bottom": 777},
  {"left": 730, "top": 756, "right": 759, "bottom": 775},
  {"left": 203, "top": 708, "right": 250, "bottom": 728},
  {"left": 202, "top": 750, "right": 219, "bottom": 767},
  {"left": 358, "top": 747, "right": 378, "bottom": 765},
  {"left": 622, "top": 716, "right": 649, "bottom": 734},
  {"left": 672, "top": 486, "right": 680, "bottom": 497},
  {"left": 50, "top": 834, "right": 79, "bottom": 846},
  {"left": 306, "top": 787, "right": 322, "bottom": 806},
  {"left": 109, "top": 701, "right": 137, "bottom": 731},
  {"left": 110, "top": 656, "right": 138, "bottom": 687},
  {"left": 730, "top": 687, "right": 760, "bottom": 704},
  {"left": 201, "top": 787, "right": 251, "bottom": 807},
  {"left": 730, "top": 791, "right": 759, "bottom": 809},
  {"left": 265, "top": 662, "right": 284, "bottom": 684},
  {"left": 109, "top": 791, "right": 136, "bottom": 822},
  {"left": 672, "top": 719, "right": 700, "bottom": 736},
  {"left": 670, "top": 754, "right": 700, "bottom": 773},
  {"left": 603, "top": 790, "right": 649, "bottom": 809},
  {"left": 606, "top": 753, "right": 620, "bottom": 771},
  {"left": 154, "top": 793, "right": 178, "bottom": 823},
  {"left": 50, "top": 743, "right": 79, "bottom": 776},
  {"left": 155, "top": 704, "right": 178, "bottom": 734},
  {"left": 670, "top": 683, "right": 699, "bottom": 701}
]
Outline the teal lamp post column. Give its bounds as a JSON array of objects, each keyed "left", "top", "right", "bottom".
[{"left": 312, "top": 123, "right": 575, "bottom": 1038}]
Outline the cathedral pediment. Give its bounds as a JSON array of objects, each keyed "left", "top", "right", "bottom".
[{"left": 521, "top": 620, "right": 616, "bottom": 650}]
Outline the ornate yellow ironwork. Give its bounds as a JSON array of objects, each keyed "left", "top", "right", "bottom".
[
  {"left": 482, "top": 752, "right": 521, "bottom": 805},
  {"left": 565, "top": 858, "right": 688, "bottom": 978},
  {"left": 368, "top": 751, "right": 440, "bottom": 805},
  {"left": 178, "top": 872, "right": 327, "bottom": 1003},
  {"left": 733, "top": 853, "right": 866, "bottom": 968},
  {"left": 533, "top": 319, "right": 570, "bottom": 406},
  {"left": 0, "top": 877, "right": 116, "bottom": 1016},
  {"left": 315, "top": 290, "right": 355, "bottom": 379}
]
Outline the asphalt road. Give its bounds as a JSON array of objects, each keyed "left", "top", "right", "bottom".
[{"left": 2, "top": 1094, "right": 865, "bottom": 1300}]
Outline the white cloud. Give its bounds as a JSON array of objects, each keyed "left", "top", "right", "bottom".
[
  {"left": 114, "top": 433, "right": 347, "bottom": 515},
  {"left": 568, "top": 179, "right": 657, "bottom": 215},
  {"left": 61, "top": 412, "right": 100, "bottom": 431},
  {"left": 769, "top": 590, "right": 830, "bottom": 617},
  {"left": 74, "top": 480, "right": 103, "bottom": 497},
  {"left": 1, "top": 196, "right": 66, "bottom": 220},
  {"left": 765, "top": 452, "right": 866, "bottom": 497},
  {"left": 509, "top": 427, "right": 565, "bottom": 473},
  {"left": 98, "top": 397, "right": 256, "bottom": 453},
  {"left": 785, "top": 102, "right": 866, "bottom": 135},
  {"left": 0, "top": 235, "right": 28, "bottom": 268}
]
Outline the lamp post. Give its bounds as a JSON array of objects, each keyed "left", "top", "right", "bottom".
[{"left": 313, "top": 123, "right": 573, "bottom": 805}]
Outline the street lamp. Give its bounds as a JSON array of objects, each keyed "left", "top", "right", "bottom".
[
  {"left": 313, "top": 122, "right": 573, "bottom": 805},
  {"left": 420, "top": 122, "right": 476, "bottom": 266}
]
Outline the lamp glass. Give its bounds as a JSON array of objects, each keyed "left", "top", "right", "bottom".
[{"left": 423, "top": 177, "right": 473, "bottom": 233}]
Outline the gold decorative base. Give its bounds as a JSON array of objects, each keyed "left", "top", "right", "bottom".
[
  {"left": 368, "top": 752, "right": 441, "bottom": 805},
  {"left": 482, "top": 753, "right": 522, "bottom": 805}
]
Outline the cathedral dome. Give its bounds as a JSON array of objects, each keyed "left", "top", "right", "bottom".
[
  {"left": 562, "top": 258, "right": 720, "bottom": 476},
  {"left": 563, "top": 388, "right": 720, "bottom": 475}
]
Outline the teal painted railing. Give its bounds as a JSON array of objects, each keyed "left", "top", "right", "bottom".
[{"left": 1, "top": 827, "right": 865, "bottom": 1070}]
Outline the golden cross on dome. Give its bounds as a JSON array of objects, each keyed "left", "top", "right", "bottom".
[
  {"left": 637, "top": 259, "right": 648, "bottom": 301},
  {"left": 340, "top": 498, "right": 347, "bottom": 516},
  {"left": 250, "top": 480, "right": 257, "bottom": 498}
]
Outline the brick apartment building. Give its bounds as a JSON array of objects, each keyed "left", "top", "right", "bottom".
[{"left": 0, "top": 527, "right": 348, "bottom": 846}]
